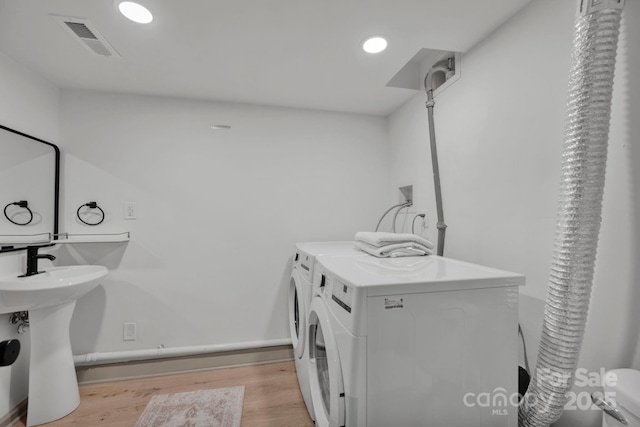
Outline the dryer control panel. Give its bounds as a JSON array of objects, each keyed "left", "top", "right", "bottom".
[
  {"left": 298, "top": 253, "right": 314, "bottom": 281},
  {"left": 332, "top": 279, "right": 354, "bottom": 314}
]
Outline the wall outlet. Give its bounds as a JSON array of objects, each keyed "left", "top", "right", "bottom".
[
  {"left": 418, "top": 210, "right": 428, "bottom": 229},
  {"left": 123, "top": 322, "right": 137, "bottom": 341},
  {"left": 124, "top": 202, "right": 137, "bottom": 220}
]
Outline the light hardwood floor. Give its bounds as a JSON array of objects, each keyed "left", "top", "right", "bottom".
[{"left": 12, "top": 361, "right": 314, "bottom": 427}]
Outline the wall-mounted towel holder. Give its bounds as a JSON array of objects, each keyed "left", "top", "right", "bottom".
[
  {"left": 76, "top": 201, "right": 105, "bottom": 226},
  {"left": 3, "top": 201, "right": 33, "bottom": 226}
]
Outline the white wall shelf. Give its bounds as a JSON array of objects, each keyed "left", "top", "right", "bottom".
[
  {"left": 0, "top": 233, "right": 52, "bottom": 245},
  {"left": 53, "top": 232, "right": 130, "bottom": 244}
]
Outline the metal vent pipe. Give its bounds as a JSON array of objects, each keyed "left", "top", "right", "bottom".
[{"left": 424, "top": 61, "right": 452, "bottom": 256}]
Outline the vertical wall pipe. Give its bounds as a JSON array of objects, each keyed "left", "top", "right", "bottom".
[
  {"left": 425, "top": 67, "right": 450, "bottom": 256},
  {"left": 519, "top": 1, "right": 625, "bottom": 426}
]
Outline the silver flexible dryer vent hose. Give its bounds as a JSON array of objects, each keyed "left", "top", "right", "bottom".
[{"left": 519, "top": 1, "right": 624, "bottom": 426}]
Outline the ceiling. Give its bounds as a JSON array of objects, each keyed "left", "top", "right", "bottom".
[{"left": 0, "top": 0, "right": 532, "bottom": 116}]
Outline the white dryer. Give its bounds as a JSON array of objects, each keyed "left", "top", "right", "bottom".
[
  {"left": 307, "top": 255, "right": 524, "bottom": 427},
  {"left": 289, "top": 242, "right": 364, "bottom": 421}
]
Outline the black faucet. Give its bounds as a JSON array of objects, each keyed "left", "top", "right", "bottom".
[{"left": 19, "top": 246, "right": 56, "bottom": 277}]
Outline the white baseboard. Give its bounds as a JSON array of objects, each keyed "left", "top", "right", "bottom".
[{"left": 76, "top": 344, "right": 294, "bottom": 384}]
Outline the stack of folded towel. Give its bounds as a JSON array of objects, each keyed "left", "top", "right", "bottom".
[{"left": 354, "top": 232, "right": 435, "bottom": 258}]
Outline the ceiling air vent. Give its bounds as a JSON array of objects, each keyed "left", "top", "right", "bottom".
[{"left": 51, "top": 15, "right": 120, "bottom": 57}]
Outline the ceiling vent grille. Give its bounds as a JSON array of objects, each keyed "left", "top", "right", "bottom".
[
  {"left": 51, "top": 15, "right": 120, "bottom": 57},
  {"left": 65, "top": 22, "right": 98, "bottom": 40}
]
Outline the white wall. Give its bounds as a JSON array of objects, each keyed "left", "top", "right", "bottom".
[
  {"left": 388, "top": 0, "right": 640, "bottom": 426},
  {"left": 58, "top": 90, "right": 390, "bottom": 355},
  {"left": 0, "top": 52, "right": 59, "bottom": 141},
  {"left": 0, "top": 51, "right": 59, "bottom": 417}
]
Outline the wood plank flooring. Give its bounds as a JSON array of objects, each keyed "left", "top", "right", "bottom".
[{"left": 12, "top": 361, "right": 314, "bottom": 427}]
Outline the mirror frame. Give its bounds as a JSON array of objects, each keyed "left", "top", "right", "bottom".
[{"left": 0, "top": 124, "right": 60, "bottom": 253}]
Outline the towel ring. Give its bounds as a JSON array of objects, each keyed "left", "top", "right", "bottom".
[
  {"left": 77, "top": 201, "right": 105, "bottom": 226},
  {"left": 3, "top": 201, "right": 33, "bottom": 226}
]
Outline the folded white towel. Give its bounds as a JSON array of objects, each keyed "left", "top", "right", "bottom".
[
  {"left": 356, "top": 240, "right": 433, "bottom": 255},
  {"left": 354, "top": 240, "right": 432, "bottom": 258},
  {"left": 355, "top": 231, "right": 435, "bottom": 250}
]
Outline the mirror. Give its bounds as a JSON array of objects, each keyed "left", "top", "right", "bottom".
[{"left": 0, "top": 124, "right": 59, "bottom": 252}]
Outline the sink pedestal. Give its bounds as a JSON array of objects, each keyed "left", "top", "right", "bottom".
[
  {"left": 0, "top": 265, "right": 108, "bottom": 426},
  {"left": 27, "top": 301, "right": 80, "bottom": 426}
]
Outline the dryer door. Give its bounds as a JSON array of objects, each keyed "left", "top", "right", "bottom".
[
  {"left": 288, "top": 271, "right": 306, "bottom": 359},
  {"left": 308, "top": 297, "right": 345, "bottom": 427}
]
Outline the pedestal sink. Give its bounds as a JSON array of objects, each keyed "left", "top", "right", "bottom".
[{"left": 0, "top": 265, "right": 108, "bottom": 426}]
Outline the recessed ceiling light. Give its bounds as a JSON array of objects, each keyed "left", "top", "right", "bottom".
[
  {"left": 117, "top": 1, "right": 153, "bottom": 24},
  {"left": 362, "top": 36, "right": 388, "bottom": 54}
]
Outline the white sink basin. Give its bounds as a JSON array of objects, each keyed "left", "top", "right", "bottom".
[
  {"left": 0, "top": 265, "right": 108, "bottom": 426},
  {"left": 0, "top": 265, "right": 108, "bottom": 314}
]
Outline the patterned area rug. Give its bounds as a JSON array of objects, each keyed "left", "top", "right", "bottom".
[{"left": 135, "top": 386, "right": 245, "bottom": 427}]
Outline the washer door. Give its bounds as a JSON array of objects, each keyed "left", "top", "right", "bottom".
[
  {"left": 308, "top": 297, "right": 345, "bottom": 427},
  {"left": 288, "top": 271, "right": 306, "bottom": 359}
]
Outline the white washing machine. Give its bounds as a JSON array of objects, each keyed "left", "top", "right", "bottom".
[
  {"left": 307, "top": 255, "right": 524, "bottom": 427},
  {"left": 289, "top": 242, "right": 364, "bottom": 421}
]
